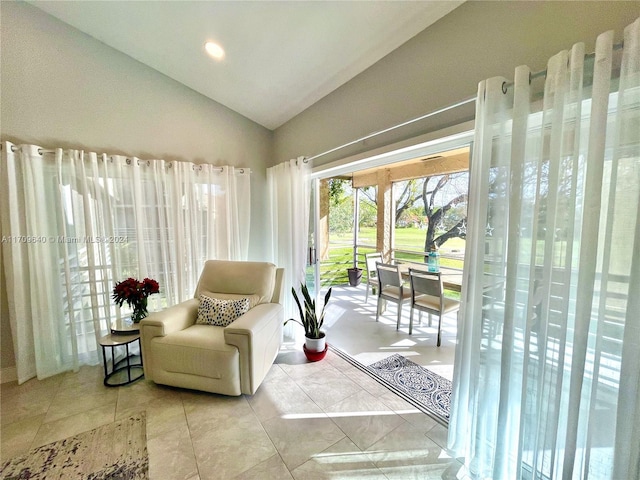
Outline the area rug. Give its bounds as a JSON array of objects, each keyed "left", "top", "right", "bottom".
[
  {"left": 367, "top": 354, "right": 452, "bottom": 424},
  {"left": 0, "top": 412, "right": 148, "bottom": 480}
]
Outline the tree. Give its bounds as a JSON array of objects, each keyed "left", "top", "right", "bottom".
[
  {"left": 360, "top": 180, "right": 423, "bottom": 224},
  {"left": 358, "top": 173, "right": 469, "bottom": 254},
  {"left": 328, "top": 178, "right": 350, "bottom": 206},
  {"left": 359, "top": 197, "right": 377, "bottom": 228},
  {"left": 328, "top": 178, "right": 354, "bottom": 233},
  {"left": 394, "top": 180, "right": 423, "bottom": 224},
  {"left": 359, "top": 186, "right": 376, "bottom": 206},
  {"left": 421, "top": 173, "right": 468, "bottom": 255}
]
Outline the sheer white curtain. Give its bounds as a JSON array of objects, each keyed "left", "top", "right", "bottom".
[
  {"left": 266, "top": 157, "right": 311, "bottom": 338},
  {"left": 449, "top": 18, "right": 639, "bottom": 479},
  {"left": 0, "top": 143, "right": 250, "bottom": 383}
]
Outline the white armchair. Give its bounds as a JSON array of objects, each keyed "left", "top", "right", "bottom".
[{"left": 140, "top": 260, "right": 284, "bottom": 396}]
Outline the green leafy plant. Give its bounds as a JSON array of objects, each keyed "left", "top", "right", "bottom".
[{"left": 285, "top": 283, "right": 332, "bottom": 339}]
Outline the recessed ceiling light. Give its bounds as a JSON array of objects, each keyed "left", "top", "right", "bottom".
[{"left": 205, "top": 42, "right": 225, "bottom": 60}]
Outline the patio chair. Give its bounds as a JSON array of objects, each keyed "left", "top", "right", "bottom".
[
  {"left": 364, "top": 252, "right": 382, "bottom": 303},
  {"left": 408, "top": 268, "right": 460, "bottom": 344},
  {"left": 375, "top": 262, "right": 412, "bottom": 330}
]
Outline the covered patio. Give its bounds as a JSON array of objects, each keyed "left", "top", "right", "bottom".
[
  {"left": 320, "top": 283, "right": 459, "bottom": 381},
  {"left": 312, "top": 147, "right": 470, "bottom": 378},
  {"left": 317, "top": 147, "right": 470, "bottom": 277}
]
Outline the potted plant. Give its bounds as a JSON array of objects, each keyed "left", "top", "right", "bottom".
[{"left": 285, "top": 283, "right": 332, "bottom": 360}]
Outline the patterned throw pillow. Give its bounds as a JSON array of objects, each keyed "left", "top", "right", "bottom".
[{"left": 196, "top": 295, "right": 250, "bottom": 327}]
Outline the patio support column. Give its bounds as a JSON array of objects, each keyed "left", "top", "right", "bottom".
[
  {"left": 319, "top": 178, "right": 330, "bottom": 261},
  {"left": 353, "top": 187, "right": 360, "bottom": 268},
  {"left": 376, "top": 169, "right": 393, "bottom": 262}
]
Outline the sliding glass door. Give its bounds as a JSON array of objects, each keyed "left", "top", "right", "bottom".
[{"left": 306, "top": 178, "right": 321, "bottom": 299}]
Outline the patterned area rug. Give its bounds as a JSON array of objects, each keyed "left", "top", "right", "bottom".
[
  {"left": 0, "top": 413, "right": 148, "bottom": 480},
  {"left": 367, "top": 354, "right": 452, "bottom": 424}
]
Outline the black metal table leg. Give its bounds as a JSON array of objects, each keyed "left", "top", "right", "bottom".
[{"left": 98, "top": 333, "right": 144, "bottom": 387}]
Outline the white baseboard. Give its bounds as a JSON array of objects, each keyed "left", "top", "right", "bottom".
[{"left": 0, "top": 366, "right": 17, "bottom": 384}]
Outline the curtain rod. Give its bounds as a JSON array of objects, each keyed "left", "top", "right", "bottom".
[
  {"left": 5, "top": 144, "right": 250, "bottom": 174},
  {"left": 305, "top": 96, "right": 476, "bottom": 163},
  {"left": 502, "top": 40, "right": 624, "bottom": 91},
  {"left": 306, "top": 40, "right": 624, "bottom": 164}
]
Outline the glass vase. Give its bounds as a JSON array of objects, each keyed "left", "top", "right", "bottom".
[{"left": 131, "top": 297, "right": 148, "bottom": 323}]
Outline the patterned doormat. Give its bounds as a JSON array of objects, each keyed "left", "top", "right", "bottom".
[
  {"left": 367, "top": 354, "right": 452, "bottom": 424},
  {"left": 0, "top": 412, "right": 148, "bottom": 479}
]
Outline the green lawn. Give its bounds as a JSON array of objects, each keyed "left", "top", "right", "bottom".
[
  {"left": 322, "top": 227, "right": 572, "bottom": 290},
  {"left": 321, "top": 227, "right": 465, "bottom": 287},
  {"left": 332, "top": 227, "right": 465, "bottom": 254}
]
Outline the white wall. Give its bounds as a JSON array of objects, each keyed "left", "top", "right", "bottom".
[
  {"left": 273, "top": 1, "right": 640, "bottom": 167},
  {"left": 0, "top": 2, "right": 272, "bottom": 372}
]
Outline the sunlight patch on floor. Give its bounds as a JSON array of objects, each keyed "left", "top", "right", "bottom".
[
  {"left": 282, "top": 411, "right": 400, "bottom": 420},
  {"left": 391, "top": 339, "right": 416, "bottom": 347},
  {"left": 324, "top": 284, "right": 458, "bottom": 380}
]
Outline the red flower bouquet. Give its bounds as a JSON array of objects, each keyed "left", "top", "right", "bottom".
[{"left": 112, "top": 277, "right": 160, "bottom": 323}]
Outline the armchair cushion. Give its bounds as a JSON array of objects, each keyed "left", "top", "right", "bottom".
[
  {"left": 196, "top": 295, "right": 250, "bottom": 326},
  {"left": 195, "top": 260, "right": 276, "bottom": 305},
  {"left": 151, "top": 324, "right": 241, "bottom": 396}
]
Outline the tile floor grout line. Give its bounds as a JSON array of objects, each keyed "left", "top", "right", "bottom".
[
  {"left": 26, "top": 375, "right": 64, "bottom": 450},
  {"left": 178, "top": 394, "right": 202, "bottom": 480},
  {"left": 243, "top": 393, "right": 284, "bottom": 476}
]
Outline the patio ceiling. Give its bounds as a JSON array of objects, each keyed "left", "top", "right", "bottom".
[{"left": 352, "top": 147, "right": 470, "bottom": 188}]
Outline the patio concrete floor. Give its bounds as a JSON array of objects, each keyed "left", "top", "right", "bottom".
[{"left": 287, "top": 283, "right": 459, "bottom": 381}]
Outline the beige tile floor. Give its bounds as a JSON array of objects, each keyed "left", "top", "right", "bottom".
[{"left": 1, "top": 284, "right": 463, "bottom": 479}]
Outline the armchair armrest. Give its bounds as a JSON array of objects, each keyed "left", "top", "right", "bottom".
[
  {"left": 139, "top": 298, "right": 199, "bottom": 380},
  {"left": 140, "top": 298, "right": 199, "bottom": 336},
  {"left": 224, "top": 303, "right": 281, "bottom": 336},
  {"left": 224, "top": 303, "right": 283, "bottom": 394}
]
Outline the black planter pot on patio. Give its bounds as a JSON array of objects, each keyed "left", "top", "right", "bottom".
[{"left": 347, "top": 267, "right": 363, "bottom": 286}]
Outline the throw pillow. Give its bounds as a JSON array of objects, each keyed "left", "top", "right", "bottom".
[
  {"left": 196, "top": 295, "right": 250, "bottom": 327},
  {"left": 199, "top": 291, "right": 261, "bottom": 309}
]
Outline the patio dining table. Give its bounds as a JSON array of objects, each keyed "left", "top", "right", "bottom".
[
  {"left": 396, "top": 262, "right": 502, "bottom": 294},
  {"left": 396, "top": 263, "right": 464, "bottom": 292}
]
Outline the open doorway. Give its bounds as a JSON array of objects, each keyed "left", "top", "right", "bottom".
[{"left": 313, "top": 143, "right": 471, "bottom": 380}]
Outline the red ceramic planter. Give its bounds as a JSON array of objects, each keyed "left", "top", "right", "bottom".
[{"left": 303, "top": 344, "right": 328, "bottom": 362}]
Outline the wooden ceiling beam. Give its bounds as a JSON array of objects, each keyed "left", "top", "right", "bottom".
[{"left": 352, "top": 152, "right": 469, "bottom": 188}]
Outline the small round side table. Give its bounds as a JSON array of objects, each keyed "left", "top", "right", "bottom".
[{"left": 98, "top": 332, "right": 144, "bottom": 387}]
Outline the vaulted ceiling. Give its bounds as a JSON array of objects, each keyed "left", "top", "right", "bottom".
[{"left": 29, "top": 1, "right": 464, "bottom": 130}]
